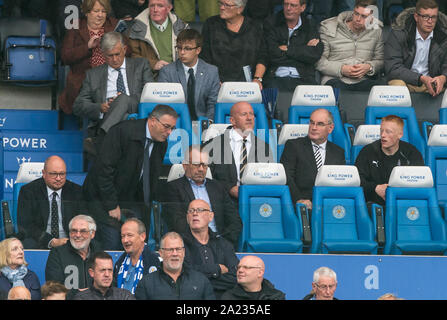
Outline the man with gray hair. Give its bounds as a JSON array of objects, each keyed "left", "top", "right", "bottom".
[
  {"left": 74, "top": 31, "right": 154, "bottom": 157},
  {"left": 45, "top": 214, "right": 102, "bottom": 299},
  {"left": 303, "top": 266, "right": 338, "bottom": 300}
]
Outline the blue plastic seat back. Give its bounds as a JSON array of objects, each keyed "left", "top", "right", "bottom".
[
  {"left": 439, "top": 108, "right": 447, "bottom": 124},
  {"left": 426, "top": 148, "right": 447, "bottom": 207},
  {"left": 249, "top": 197, "right": 284, "bottom": 239},
  {"left": 322, "top": 198, "right": 357, "bottom": 241},
  {"left": 396, "top": 199, "right": 431, "bottom": 241}
]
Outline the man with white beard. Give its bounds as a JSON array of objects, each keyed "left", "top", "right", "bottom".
[
  {"left": 45, "top": 215, "right": 102, "bottom": 299},
  {"left": 135, "top": 232, "right": 215, "bottom": 300}
]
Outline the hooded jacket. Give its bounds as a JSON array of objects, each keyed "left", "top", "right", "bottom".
[
  {"left": 316, "top": 10, "right": 384, "bottom": 85},
  {"left": 384, "top": 7, "right": 447, "bottom": 85}
]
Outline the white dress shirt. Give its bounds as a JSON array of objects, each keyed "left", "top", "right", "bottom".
[
  {"left": 311, "top": 140, "right": 328, "bottom": 165},
  {"left": 411, "top": 29, "right": 433, "bottom": 76},
  {"left": 45, "top": 187, "right": 67, "bottom": 240},
  {"left": 229, "top": 128, "right": 252, "bottom": 184}
]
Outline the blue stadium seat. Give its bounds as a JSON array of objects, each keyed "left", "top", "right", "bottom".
[
  {"left": 276, "top": 124, "right": 308, "bottom": 160},
  {"left": 350, "top": 125, "right": 381, "bottom": 164},
  {"left": 288, "top": 85, "right": 351, "bottom": 164},
  {"left": 364, "top": 85, "right": 426, "bottom": 160},
  {"left": 438, "top": 91, "right": 447, "bottom": 124},
  {"left": 425, "top": 125, "right": 447, "bottom": 208},
  {"left": 238, "top": 163, "right": 303, "bottom": 253},
  {"left": 214, "top": 82, "right": 271, "bottom": 144},
  {"left": 134, "top": 82, "right": 190, "bottom": 164},
  {"left": 384, "top": 166, "right": 447, "bottom": 255},
  {"left": 310, "top": 165, "right": 378, "bottom": 254},
  {"left": 0, "top": 109, "right": 58, "bottom": 131}
]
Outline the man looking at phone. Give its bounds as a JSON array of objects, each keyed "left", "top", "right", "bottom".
[
  {"left": 74, "top": 31, "right": 154, "bottom": 157},
  {"left": 385, "top": 0, "right": 447, "bottom": 97}
]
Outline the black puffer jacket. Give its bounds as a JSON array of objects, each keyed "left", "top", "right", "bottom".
[{"left": 385, "top": 7, "right": 447, "bottom": 85}]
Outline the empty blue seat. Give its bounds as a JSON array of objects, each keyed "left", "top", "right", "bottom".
[
  {"left": 238, "top": 163, "right": 303, "bottom": 253},
  {"left": 311, "top": 165, "right": 378, "bottom": 254},
  {"left": 425, "top": 125, "right": 447, "bottom": 207},
  {"left": 438, "top": 91, "right": 447, "bottom": 124},
  {"left": 384, "top": 166, "right": 447, "bottom": 255},
  {"left": 288, "top": 85, "right": 351, "bottom": 164},
  {"left": 364, "top": 85, "right": 426, "bottom": 159}
]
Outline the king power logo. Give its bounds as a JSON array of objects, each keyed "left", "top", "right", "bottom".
[
  {"left": 17, "top": 157, "right": 31, "bottom": 164},
  {"left": 0, "top": 117, "right": 7, "bottom": 127}
]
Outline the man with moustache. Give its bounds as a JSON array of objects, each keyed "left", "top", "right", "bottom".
[
  {"left": 45, "top": 215, "right": 101, "bottom": 299},
  {"left": 113, "top": 218, "right": 161, "bottom": 294},
  {"left": 74, "top": 251, "right": 135, "bottom": 300},
  {"left": 355, "top": 115, "right": 424, "bottom": 206},
  {"left": 135, "top": 232, "right": 215, "bottom": 300}
]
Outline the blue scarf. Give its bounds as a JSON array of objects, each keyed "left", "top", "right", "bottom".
[
  {"left": 117, "top": 251, "right": 145, "bottom": 295},
  {"left": 1, "top": 265, "right": 28, "bottom": 287}
]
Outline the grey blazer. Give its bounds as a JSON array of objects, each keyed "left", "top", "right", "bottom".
[
  {"left": 73, "top": 57, "right": 153, "bottom": 126},
  {"left": 157, "top": 58, "right": 220, "bottom": 120}
]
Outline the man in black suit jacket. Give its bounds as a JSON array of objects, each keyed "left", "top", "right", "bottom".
[
  {"left": 204, "top": 102, "right": 274, "bottom": 202},
  {"left": 17, "top": 155, "right": 85, "bottom": 249},
  {"left": 73, "top": 31, "right": 153, "bottom": 156},
  {"left": 82, "top": 104, "right": 178, "bottom": 250},
  {"left": 165, "top": 146, "right": 242, "bottom": 247},
  {"left": 280, "top": 108, "right": 346, "bottom": 209}
]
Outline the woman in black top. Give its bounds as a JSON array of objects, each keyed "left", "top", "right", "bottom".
[{"left": 200, "top": 0, "right": 268, "bottom": 89}]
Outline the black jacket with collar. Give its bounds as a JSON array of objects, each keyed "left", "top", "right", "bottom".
[{"left": 221, "top": 279, "right": 286, "bottom": 300}]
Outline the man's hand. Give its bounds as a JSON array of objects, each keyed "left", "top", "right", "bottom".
[
  {"left": 430, "top": 75, "right": 446, "bottom": 97},
  {"left": 154, "top": 60, "right": 170, "bottom": 71},
  {"left": 307, "top": 38, "right": 320, "bottom": 47},
  {"left": 219, "top": 264, "right": 229, "bottom": 274},
  {"left": 342, "top": 64, "right": 370, "bottom": 79},
  {"left": 252, "top": 78, "right": 263, "bottom": 90},
  {"left": 297, "top": 199, "right": 312, "bottom": 210},
  {"left": 109, "top": 206, "right": 121, "bottom": 221},
  {"left": 375, "top": 184, "right": 388, "bottom": 201},
  {"left": 420, "top": 75, "right": 437, "bottom": 96},
  {"left": 229, "top": 186, "right": 239, "bottom": 199},
  {"left": 138, "top": 0, "right": 145, "bottom": 5},
  {"left": 50, "top": 238, "right": 69, "bottom": 248},
  {"left": 278, "top": 45, "right": 288, "bottom": 51}
]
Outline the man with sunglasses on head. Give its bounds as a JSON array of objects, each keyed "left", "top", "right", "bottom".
[
  {"left": 17, "top": 155, "right": 86, "bottom": 249},
  {"left": 221, "top": 255, "right": 285, "bottom": 300},
  {"left": 158, "top": 29, "right": 220, "bottom": 121},
  {"left": 135, "top": 231, "right": 215, "bottom": 300},
  {"left": 316, "top": 0, "right": 385, "bottom": 91},
  {"left": 385, "top": 0, "right": 447, "bottom": 97},
  {"left": 164, "top": 146, "right": 242, "bottom": 248},
  {"left": 83, "top": 104, "right": 178, "bottom": 250}
]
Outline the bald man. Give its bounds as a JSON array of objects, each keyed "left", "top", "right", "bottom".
[
  {"left": 8, "top": 286, "right": 31, "bottom": 300},
  {"left": 221, "top": 255, "right": 285, "bottom": 300},
  {"left": 205, "top": 102, "right": 274, "bottom": 201},
  {"left": 17, "top": 155, "right": 86, "bottom": 249}
]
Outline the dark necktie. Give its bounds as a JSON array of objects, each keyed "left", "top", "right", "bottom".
[
  {"left": 50, "top": 192, "right": 59, "bottom": 239},
  {"left": 187, "top": 68, "right": 197, "bottom": 120},
  {"left": 314, "top": 144, "right": 323, "bottom": 171},
  {"left": 116, "top": 68, "right": 126, "bottom": 95},
  {"left": 143, "top": 138, "right": 152, "bottom": 206},
  {"left": 240, "top": 138, "right": 248, "bottom": 180}
]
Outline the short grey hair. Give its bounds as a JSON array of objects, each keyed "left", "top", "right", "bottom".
[
  {"left": 232, "top": 0, "right": 248, "bottom": 7},
  {"left": 160, "top": 231, "right": 184, "bottom": 248},
  {"left": 313, "top": 267, "right": 337, "bottom": 283},
  {"left": 310, "top": 108, "right": 334, "bottom": 125},
  {"left": 69, "top": 215, "right": 97, "bottom": 232},
  {"left": 123, "top": 218, "right": 146, "bottom": 235},
  {"left": 100, "top": 31, "right": 125, "bottom": 52}
]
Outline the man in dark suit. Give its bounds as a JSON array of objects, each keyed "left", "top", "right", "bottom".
[
  {"left": 204, "top": 102, "right": 274, "bottom": 202},
  {"left": 280, "top": 108, "right": 346, "bottom": 210},
  {"left": 82, "top": 104, "right": 178, "bottom": 250},
  {"left": 73, "top": 31, "right": 153, "bottom": 156},
  {"left": 165, "top": 146, "right": 242, "bottom": 247},
  {"left": 158, "top": 28, "right": 220, "bottom": 120},
  {"left": 17, "top": 155, "right": 85, "bottom": 249}
]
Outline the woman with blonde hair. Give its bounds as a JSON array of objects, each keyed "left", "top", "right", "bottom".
[{"left": 0, "top": 238, "right": 41, "bottom": 300}]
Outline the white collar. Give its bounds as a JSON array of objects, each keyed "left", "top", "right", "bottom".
[
  {"left": 312, "top": 140, "right": 328, "bottom": 150},
  {"left": 182, "top": 60, "right": 199, "bottom": 74},
  {"left": 47, "top": 186, "right": 62, "bottom": 198},
  {"left": 107, "top": 58, "right": 127, "bottom": 72},
  {"left": 415, "top": 29, "right": 434, "bottom": 41},
  {"left": 230, "top": 128, "right": 252, "bottom": 142},
  {"left": 151, "top": 17, "right": 169, "bottom": 32}
]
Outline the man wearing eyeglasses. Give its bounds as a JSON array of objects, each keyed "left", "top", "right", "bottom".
[
  {"left": 280, "top": 109, "right": 345, "bottom": 210},
  {"left": 45, "top": 215, "right": 102, "bottom": 299},
  {"left": 263, "top": 0, "right": 324, "bottom": 92},
  {"left": 128, "top": 0, "right": 189, "bottom": 76},
  {"left": 316, "top": 0, "right": 385, "bottom": 91},
  {"left": 158, "top": 29, "right": 220, "bottom": 121},
  {"left": 17, "top": 155, "right": 86, "bottom": 249},
  {"left": 164, "top": 146, "right": 242, "bottom": 248},
  {"left": 181, "top": 199, "right": 239, "bottom": 299},
  {"left": 385, "top": 0, "right": 447, "bottom": 97},
  {"left": 135, "top": 232, "right": 215, "bottom": 300},
  {"left": 221, "top": 255, "right": 285, "bottom": 300},
  {"left": 303, "top": 266, "right": 338, "bottom": 300},
  {"left": 82, "top": 104, "right": 178, "bottom": 250}
]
